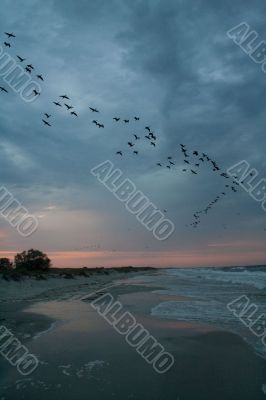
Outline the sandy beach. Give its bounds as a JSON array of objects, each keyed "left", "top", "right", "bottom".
[{"left": 1, "top": 267, "right": 266, "bottom": 400}]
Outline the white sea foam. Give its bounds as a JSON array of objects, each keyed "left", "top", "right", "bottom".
[
  {"left": 147, "top": 267, "right": 266, "bottom": 362},
  {"left": 166, "top": 267, "right": 266, "bottom": 290}
]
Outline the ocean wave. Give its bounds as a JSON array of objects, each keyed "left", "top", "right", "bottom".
[{"left": 165, "top": 267, "right": 266, "bottom": 290}]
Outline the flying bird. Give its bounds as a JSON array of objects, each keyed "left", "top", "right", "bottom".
[
  {"left": 128, "top": 142, "right": 134, "bottom": 147},
  {"left": 113, "top": 117, "right": 120, "bottom": 121},
  {"left": 97, "top": 123, "right": 104, "bottom": 128},
  {"left": 92, "top": 120, "right": 98, "bottom": 125},
  {"left": 44, "top": 113, "right": 51, "bottom": 118},
  {"left": 89, "top": 107, "right": 99, "bottom": 112},
  {"left": 134, "top": 135, "right": 140, "bottom": 140},
  {"left": 42, "top": 119, "right": 51, "bottom": 127},
  {"left": 145, "top": 126, "right": 151, "bottom": 132},
  {"left": 4, "top": 42, "right": 11, "bottom": 48},
  {"left": 150, "top": 142, "right": 156, "bottom": 147},
  {"left": 124, "top": 119, "right": 129, "bottom": 123},
  {"left": 36, "top": 74, "right": 44, "bottom": 81},
  {"left": 53, "top": 101, "right": 62, "bottom": 107},
  {"left": 4, "top": 32, "right": 15, "bottom": 38},
  {"left": 133, "top": 151, "right": 139, "bottom": 155},
  {"left": 32, "top": 89, "right": 40, "bottom": 96},
  {"left": 157, "top": 163, "right": 162, "bottom": 167},
  {"left": 60, "top": 95, "right": 70, "bottom": 100},
  {"left": 64, "top": 104, "right": 73, "bottom": 110},
  {"left": 71, "top": 111, "right": 78, "bottom": 117},
  {"left": 17, "top": 55, "right": 25, "bottom": 62},
  {"left": 116, "top": 151, "right": 122, "bottom": 156},
  {"left": 25, "top": 67, "right": 31, "bottom": 73},
  {"left": 27, "top": 64, "right": 34, "bottom": 70},
  {"left": 0, "top": 87, "right": 8, "bottom": 93},
  {"left": 134, "top": 117, "right": 140, "bottom": 121}
]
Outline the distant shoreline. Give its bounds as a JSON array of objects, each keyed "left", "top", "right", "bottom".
[{"left": 0, "top": 266, "right": 156, "bottom": 281}]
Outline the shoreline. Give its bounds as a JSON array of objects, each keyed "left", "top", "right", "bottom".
[{"left": 1, "top": 268, "right": 266, "bottom": 399}]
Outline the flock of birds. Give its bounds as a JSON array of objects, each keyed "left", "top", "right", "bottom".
[
  {"left": 0, "top": 32, "right": 44, "bottom": 96},
  {"left": 0, "top": 31, "right": 248, "bottom": 230}
]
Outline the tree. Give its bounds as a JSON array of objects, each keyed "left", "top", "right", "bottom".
[
  {"left": 0, "top": 258, "right": 12, "bottom": 271},
  {"left": 14, "top": 249, "right": 51, "bottom": 271}
]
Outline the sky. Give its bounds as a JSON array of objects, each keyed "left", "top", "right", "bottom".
[{"left": 0, "top": 0, "right": 266, "bottom": 268}]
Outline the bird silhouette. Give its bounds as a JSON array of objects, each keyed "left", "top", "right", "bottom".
[
  {"left": 0, "top": 87, "right": 8, "bottom": 93},
  {"left": 36, "top": 74, "right": 44, "bottom": 81},
  {"left": 89, "top": 107, "right": 99, "bottom": 112},
  {"left": 71, "top": 111, "right": 78, "bottom": 117},
  {"left": 27, "top": 64, "right": 34, "bottom": 69},
  {"left": 42, "top": 119, "right": 51, "bottom": 127},
  {"left": 128, "top": 142, "right": 134, "bottom": 147},
  {"left": 124, "top": 119, "right": 129, "bottom": 123},
  {"left": 32, "top": 89, "right": 40, "bottom": 96},
  {"left": 113, "top": 117, "right": 120, "bottom": 121},
  {"left": 166, "top": 166, "right": 171, "bottom": 169},
  {"left": 116, "top": 151, "right": 122, "bottom": 156},
  {"left": 5, "top": 32, "right": 15, "bottom": 38},
  {"left": 97, "top": 123, "right": 104, "bottom": 128},
  {"left": 145, "top": 135, "right": 151, "bottom": 140},
  {"left": 92, "top": 120, "right": 98, "bottom": 125},
  {"left": 44, "top": 113, "right": 51, "bottom": 118},
  {"left": 64, "top": 104, "right": 73, "bottom": 110},
  {"left": 145, "top": 126, "right": 151, "bottom": 132},
  {"left": 150, "top": 142, "right": 156, "bottom": 147},
  {"left": 157, "top": 163, "right": 162, "bottom": 167},
  {"left": 134, "top": 117, "right": 140, "bottom": 121},
  {"left": 25, "top": 67, "right": 31, "bottom": 73},
  {"left": 169, "top": 161, "right": 175, "bottom": 165},
  {"left": 4, "top": 42, "right": 11, "bottom": 48},
  {"left": 191, "top": 170, "right": 197, "bottom": 175},
  {"left": 134, "top": 135, "right": 140, "bottom": 140},
  {"left": 17, "top": 55, "right": 25, "bottom": 62},
  {"left": 167, "top": 156, "right": 172, "bottom": 160},
  {"left": 60, "top": 95, "right": 70, "bottom": 100},
  {"left": 193, "top": 151, "right": 199, "bottom": 156},
  {"left": 133, "top": 151, "right": 139, "bottom": 155},
  {"left": 53, "top": 101, "right": 62, "bottom": 107}
]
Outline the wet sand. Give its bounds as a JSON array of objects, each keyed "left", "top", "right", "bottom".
[{"left": 0, "top": 277, "right": 266, "bottom": 400}]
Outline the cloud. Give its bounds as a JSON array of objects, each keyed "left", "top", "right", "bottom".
[{"left": 0, "top": 0, "right": 265, "bottom": 266}]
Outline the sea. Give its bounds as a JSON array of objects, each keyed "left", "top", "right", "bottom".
[{"left": 128, "top": 266, "right": 266, "bottom": 363}]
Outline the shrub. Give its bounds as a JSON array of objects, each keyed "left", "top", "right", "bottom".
[
  {"left": 0, "top": 258, "right": 12, "bottom": 272},
  {"left": 14, "top": 249, "right": 51, "bottom": 271}
]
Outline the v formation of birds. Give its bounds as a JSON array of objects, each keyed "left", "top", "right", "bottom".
[{"left": 0, "top": 31, "right": 246, "bottom": 230}]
